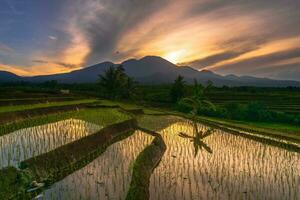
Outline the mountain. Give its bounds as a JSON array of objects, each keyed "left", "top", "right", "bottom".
[
  {"left": 25, "top": 62, "right": 113, "bottom": 83},
  {"left": 0, "top": 71, "right": 22, "bottom": 82},
  {"left": 1, "top": 56, "right": 300, "bottom": 87}
]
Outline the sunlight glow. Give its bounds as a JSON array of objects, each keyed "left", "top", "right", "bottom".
[{"left": 163, "top": 50, "right": 186, "bottom": 64}]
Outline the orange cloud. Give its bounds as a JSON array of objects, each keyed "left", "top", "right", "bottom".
[{"left": 0, "top": 62, "right": 82, "bottom": 76}]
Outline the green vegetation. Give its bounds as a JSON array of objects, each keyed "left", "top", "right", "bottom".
[
  {"left": 197, "top": 116, "right": 300, "bottom": 141},
  {"left": 178, "top": 80, "right": 215, "bottom": 120},
  {"left": 0, "top": 167, "right": 33, "bottom": 199},
  {"left": 0, "top": 108, "right": 131, "bottom": 137},
  {"left": 170, "top": 75, "right": 186, "bottom": 103},
  {"left": 1, "top": 73, "right": 300, "bottom": 199},
  {"left": 126, "top": 132, "right": 166, "bottom": 200},
  {"left": 0, "top": 99, "right": 97, "bottom": 114},
  {"left": 99, "top": 65, "right": 137, "bottom": 99},
  {"left": 20, "top": 119, "right": 136, "bottom": 179},
  {"left": 137, "top": 115, "right": 183, "bottom": 131},
  {"left": 0, "top": 120, "right": 136, "bottom": 199},
  {"left": 193, "top": 101, "right": 300, "bottom": 125},
  {"left": 90, "top": 99, "right": 300, "bottom": 143}
]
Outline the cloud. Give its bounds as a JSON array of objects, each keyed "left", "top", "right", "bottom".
[
  {"left": 231, "top": 62, "right": 300, "bottom": 81},
  {"left": 54, "top": 62, "right": 80, "bottom": 69},
  {"left": 32, "top": 59, "right": 48, "bottom": 64},
  {"left": 0, "top": 61, "right": 81, "bottom": 76},
  {"left": 67, "top": 0, "right": 169, "bottom": 65},
  {"left": 214, "top": 48, "right": 300, "bottom": 76},
  {"left": 2, "top": 0, "right": 300, "bottom": 80},
  {"left": 32, "top": 59, "right": 81, "bottom": 69},
  {"left": 179, "top": 50, "right": 250, "bottom": 69},
  {"left": 48, "top": 35, "right": 57, "bottom": 40},
  {"left": 0, "top": 43, "right": 14, "bottom": 54}
]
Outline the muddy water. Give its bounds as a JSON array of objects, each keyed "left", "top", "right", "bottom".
[
  {"left": 149, "top": 120, "right": 300, "bottom": 200},
  {"left": 38, "top": 130, "right": 154, "bottom": 200},
  {"left": 0, "top": 119, "right": 101, "bottom": 168}
]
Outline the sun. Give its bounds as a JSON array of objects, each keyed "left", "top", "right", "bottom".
[{"left": 163, "top": 50, "right": 185, "bottom": 64}]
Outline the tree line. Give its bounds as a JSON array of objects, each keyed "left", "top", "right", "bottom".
[{"left": 98, "top": 65, "right": 299, "bottom": 125}]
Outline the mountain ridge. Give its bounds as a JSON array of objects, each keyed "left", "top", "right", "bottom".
[{"left": 1, "top": 56, "right": 300, "bottom": 87}]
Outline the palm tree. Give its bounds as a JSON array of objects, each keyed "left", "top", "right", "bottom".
[
  {"left": 98, "top": 65, "right": 137, "bottom": 99},
  {"left": 170, "top": 75, "right": 186, "bottom": 103},
  {"left": 99, "top": 66, "right": 119, "bottom": 99},
  {"left": 179, "top": 79, "right": 215, "bottom": 123},
  {"left": 178, "top": 79, "right": 216, "bottom": 156},
  {"left": 178, "top": 128, "right": 214, "bottom": 156}
]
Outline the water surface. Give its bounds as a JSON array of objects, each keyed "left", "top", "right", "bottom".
[
  {"left": 0, "top": 119, "right": 101, "bottom": 168},
  {"left": 38, "top": 130, "right": 154, "bottom": 200},
  {"left": 149, "top": 120, "right": 300, "bottom": 200}
]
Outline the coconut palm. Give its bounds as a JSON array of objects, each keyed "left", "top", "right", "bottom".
[
  {"left": 98, "top": 65, "right": 137, "bottom": 99},
  {"left": 179, "top": 80, "right": 215, "bottom": 124},
  {"left": 178, "top": 80, "right": 215, "bottom": 156},
  {"left": 179, "top": 127, "right": 214, "bottom": 156}
]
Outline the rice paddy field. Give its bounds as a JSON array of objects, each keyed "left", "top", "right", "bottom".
[
  {"left": 0, "top": 99, "right": 299, "bottom": 200},
  {"left": 207, "top": 90, "right": 300, "bottom": 115}
]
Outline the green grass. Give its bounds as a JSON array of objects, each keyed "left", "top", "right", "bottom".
[
  {"left": 126, "top": 134, "right": 166, "bottom": 200},
  {"left": 0, "top": 99, "right": 97, "bottom": 113},
  {"left": 20, "top": 120, "right": 136, "bottom": 184},
  {"left": 98, "top": 100, "right": 300, "bottom": 142},
  {"left": 0, "top": 167, "right": 33, "bottom": 199},
  {"left": 93, "top": 99, "right": 167, "bottom": 115},
  {"left": 0, "top": 108, "right": 131, "bottom": 137},
  {"left": 197, "top": 115, "right": 300, "bottom": 141},
  {"left": 1, "top": 120, "right": 135, "bottom": 199},
  {"left": 137, "top": 115, "right": 183, "bottom": 131},
  {"left": 95, "top": 100, "right": 143, "bottom": 109}
]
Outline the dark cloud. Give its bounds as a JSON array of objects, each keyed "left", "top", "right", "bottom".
[
  {"left": 179, "top": 36, "right": 265, "bottom": 69},
  {"left": 179, "top": 51, "right": 245, "bottom": 69},
  {"left": 215, "top": 48, "right": 300, "bottom": 75},
  {"left": 32, "top": 59, "right": 80, "bottom": 69},
  {"left": 235, "top": 62, "right": 300, "bottom": 81},
  {"left": 188, "top": 0, "right": 300, "bottom": 44},
  {"left": 72, "top": 0, "right": 168, "bottom": 65},
  {"left": 54, "top": 62, "right": 80, "bottom": 69},
  {"left": 32, "top": 59, "right": 48, "bottom": 64}
]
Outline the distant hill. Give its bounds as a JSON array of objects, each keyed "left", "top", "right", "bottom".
[
  {"left": 0, "top": 71, "right": 22, "bottom": 82},
  {"left": 1, "top": 56, "right": 300, "bottom": 87}
]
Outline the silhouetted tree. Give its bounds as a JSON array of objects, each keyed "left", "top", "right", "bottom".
[
  {"left": 98, "top": 65, "right": 137, "bottom": 99},
  {"left": 205, "top": 80, "right": 214, "bottom": 93},
  {"left": 42, "top": 80, "right": 58, "bottom": 89},
  {"left": 179, "top": 79, "right": 215, "bottom": 122},
  {"left": 170, "top": 75, "right": 186, "bottom": 103}
]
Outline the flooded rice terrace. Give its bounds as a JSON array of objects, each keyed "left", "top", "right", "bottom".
[
  {"left": 0, "top": 119, "right": 101, "bottom": 168},
  {"left": 149, "top": 120, "right": 300, "bottom": 200},
  {"left": 38, "top": 131, "right": 153, "bottom": 200},
  {"left": 3, "top": 115, "right": 298, "bottom": 199}
]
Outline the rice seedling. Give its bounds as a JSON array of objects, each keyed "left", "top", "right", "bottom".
[
  {"left": 37, "top": 130, "right": 153, "bottom": 200},
  {"left": 0, "top": 108, "right": 131, "bottom": 168},
  {"left": 149, "top": 119, "right": 300, "bottom": 200},
  {"left": 0, "top": 108, "right": 131, "bottom": 137},
  {"left": 0, "top": 119, "right": 101, "bottom": 168}
]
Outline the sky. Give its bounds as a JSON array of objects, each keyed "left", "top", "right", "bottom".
[{"left": 0, "top": 0, "right": 300, "bottom": 80}]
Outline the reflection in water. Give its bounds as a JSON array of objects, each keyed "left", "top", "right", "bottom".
[
  {"left": 150, "top": 120, "right": 300, "bottom": 200},
  {"left": 0, "top": 119, "right": 101, "bottom": 168},
  {"left": 178, "top": 121, "right": 214, "bottom": 156},
  {"left": 39, "top": 131, "right": 153, "bottom": 200}
]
